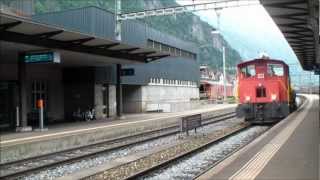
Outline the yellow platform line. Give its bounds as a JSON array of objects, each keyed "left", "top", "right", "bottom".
[{"left": 229, "top": 96, "right": 312, "bottom": 180}]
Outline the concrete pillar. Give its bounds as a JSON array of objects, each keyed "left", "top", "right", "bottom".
[
  {"left": 104, "top": 84, "right": 110, "bottom": 118},
  {"left": 116, "top": 64, "right": 123, "bottom": 118},
  {"left": 94, "top": 84, "right": 104, "bottom": 119},
  {"left": 16, "top": 53, "right": 31, "bottom": 131},
  {"left": 108, "top": 85, "right": 116, "bottom": 116}
]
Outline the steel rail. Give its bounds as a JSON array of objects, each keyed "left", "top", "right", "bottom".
[
  {"left": 124, "top": 124, "right": 250, "bottom": 180},
  {"left": 0, "top": 111, "right": 236, "bottom": 179}
]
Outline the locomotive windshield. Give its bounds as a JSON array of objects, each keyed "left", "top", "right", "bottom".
[
  {"left": 240, "top": 65, "right": 256, "bottom": 77},
  {"left": 267, "top": 64, "right": 284, "bottom": 76}
]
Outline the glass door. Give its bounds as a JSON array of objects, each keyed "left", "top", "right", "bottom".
[{"left": 29, "top": 81, "right": 48, "bottom": 126}]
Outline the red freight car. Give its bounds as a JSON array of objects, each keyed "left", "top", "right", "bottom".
[
  {"left": 200, "top": 80, "right": 234, "bottom": 100},
  {"left": 236, "top": 58, "right": 296, "bottom": 123}
]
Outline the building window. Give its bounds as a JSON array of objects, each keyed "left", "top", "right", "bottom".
[
  {"left": 31, "top": 81, "right": 48, "bottom": 109},
  {"left": 175, "top": 48, "right": 179, "bottom": 56},
  {"left": 169, "top": 46, "right": 173, "bottom": 53},
  {"left": 162, "top": 44, "right": 170, "bottom": 52},
  {"left": 147, "top": 39, "right": 196, "bottom": 60}
]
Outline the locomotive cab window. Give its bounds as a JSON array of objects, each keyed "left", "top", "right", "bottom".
[
  {"left": 267, "top": 64, "right": 283, "bottom": 76},
  {"left": 240, "top": 65, "right": 256, "bottom": 78}
]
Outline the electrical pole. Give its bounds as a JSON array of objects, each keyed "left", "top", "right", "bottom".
[
  {"left": 309, "top": 71, "right": 312, "bottom": 94},
  {"left": 215, "top": 9, "right": 227, "bottom": 102},
  {"left": 223, "top": 46, "right": 227, "bottom": 102}
]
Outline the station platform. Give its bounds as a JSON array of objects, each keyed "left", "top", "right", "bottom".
[
  {"left": 0, "top": 103, "right": 236, "bottom": 164},
  {"left": 197, "top": 94, "right": 319, "bottom": 180}
]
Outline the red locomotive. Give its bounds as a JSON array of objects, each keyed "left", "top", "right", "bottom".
[{"left": 236, "top": 58, "right": 296, "bottom": 123}]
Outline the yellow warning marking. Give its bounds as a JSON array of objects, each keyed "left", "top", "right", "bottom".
[{"left": 229, "top": 96, "right": 312, "bottom": 180}]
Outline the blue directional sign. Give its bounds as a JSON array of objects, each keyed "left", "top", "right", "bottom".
[
  {"left": 121, "top": 68, "right": 135, "bottom": 76},
  {"left": 24, "top": 51, "right": 60, "bottom": 63}
]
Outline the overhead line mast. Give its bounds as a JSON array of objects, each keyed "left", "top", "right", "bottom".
[
  {"left": 115, "top": 0, "right": 260, "bottom": 40},
  {"left": 117, "top": 0, "right": 260, "bottom": 21},
  {"left": 115, "top": 0, "right": 260, "bottom": 42}
]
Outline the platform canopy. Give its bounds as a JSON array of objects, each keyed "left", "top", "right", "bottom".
[
  {"left": 261, "top": 0, "right": 319, "bottom": 71},
  {"left": 0, "top": 10, "right": 170, "bottom": 64}
]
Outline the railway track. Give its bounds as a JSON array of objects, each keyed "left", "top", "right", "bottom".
[
  {"left": 124, "top": 125, "right": 268, "bottom": 180},
  {"left": 130, "top": 99, "right": 306, "bottom": 180},
  {"left": 0, "top": 111, "right": 236, "bottom": 180}
]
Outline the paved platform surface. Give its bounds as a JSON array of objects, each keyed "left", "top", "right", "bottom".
[
  {"left": 197, "top": 94, "right": 319, "bottom": 180},
  {"left": 0, "top": 103, "right": 236, "bottom": 164},
  {"left": 0, "top": 103, "right": 235, "bottom": 143}
]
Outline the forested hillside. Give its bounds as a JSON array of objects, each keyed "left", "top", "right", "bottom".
[{"left": 34, "top": 0, "right": 242, "bottom": 71}]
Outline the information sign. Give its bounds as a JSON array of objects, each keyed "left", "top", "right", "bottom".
[{"left": 24, "top": 51, "right": 60, "bottom": 63}]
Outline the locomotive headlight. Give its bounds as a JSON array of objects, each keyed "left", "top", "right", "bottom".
[
  {"left": 271, "top": 94, "right": 277, "bottom": 101},
  {"left": 245, "top": 96, "right": 251, "bottom": 102}
]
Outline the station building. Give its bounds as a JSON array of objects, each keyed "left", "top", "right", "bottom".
[{"left": 0, "top": 2, "right": 199, "bottom": 131}]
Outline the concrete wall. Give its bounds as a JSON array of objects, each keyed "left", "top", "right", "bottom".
[
  {"left": 123, "top": 85, "right": 142, "bottom": 113},
  {"left": 122, "top": 85, "right": 200, "bottom": 113},
  {"left": 142, "top": 85, "right": 199, "bottom": 112}
]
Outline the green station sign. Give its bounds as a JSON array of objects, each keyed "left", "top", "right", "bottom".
[{"left": 24, "top": 51, "right": 60, "bottom": 63}]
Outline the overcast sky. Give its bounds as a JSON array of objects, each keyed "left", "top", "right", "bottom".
[{"left": 176, "top": 0, "right": 319, "bottom": 85}]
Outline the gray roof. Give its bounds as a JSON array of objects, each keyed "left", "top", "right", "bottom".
[
  {"left": 33, "top": 6, "right": 198, "bottom": 54},
  {"left": 0, "top": 10, "right": 167, "bottom": 63},
  {"left": 261, "top": 0, "right": 319, "bottom": 71}
]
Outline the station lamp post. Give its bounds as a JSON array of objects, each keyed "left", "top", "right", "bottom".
[{"left": 211, "top": 28, "right": 227, "bottom": 102}]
